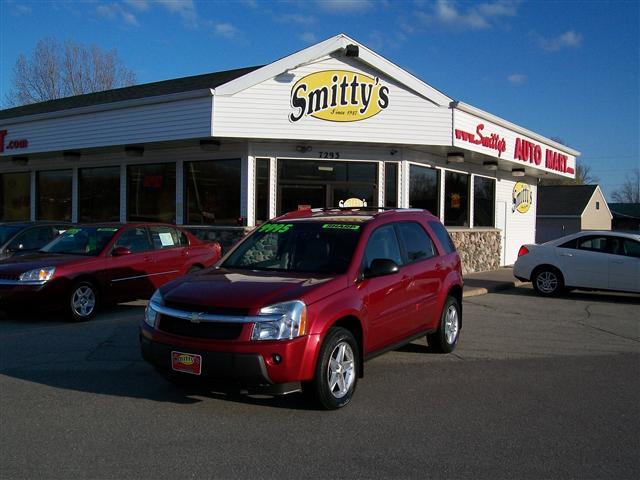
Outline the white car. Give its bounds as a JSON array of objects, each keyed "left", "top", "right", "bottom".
[{"left": 514, "top": 231, "right": 640, "bottom": 296}]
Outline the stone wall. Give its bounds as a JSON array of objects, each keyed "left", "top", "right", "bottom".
[
  {"left": 448, "top": 229, "right": 501, "bottom": 274},
  {"left": 186, "top": 225, "right": 502, "bottom": 274}
]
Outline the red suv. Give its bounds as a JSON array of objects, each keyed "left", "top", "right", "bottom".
[{"left": 140, "top": 208, "right": 463, "bottom": 409}]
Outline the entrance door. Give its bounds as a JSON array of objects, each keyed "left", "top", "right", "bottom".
[
  {"left": 279, "top": 184, "right": 326, "bottom": 214},
  {"left": 496, "top": 201, "right": 507, "bottom": 265}
]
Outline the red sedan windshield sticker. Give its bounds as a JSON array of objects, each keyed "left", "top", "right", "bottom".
[{"left": 322, "top": 224, "right": 361, "bottom": 230}]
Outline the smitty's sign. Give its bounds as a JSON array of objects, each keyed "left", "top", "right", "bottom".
[
  {"left": 454, "top": 124, "right": 506, "bottom": 157},
  {"left": 290, "top": 70, "right": 389, "bottom": 123},
  {"left": 512, "top": 182, "right": 532, "bottom": 214},
  {"left": 0, "top": 130, "right": 29, "bottom": 153}
]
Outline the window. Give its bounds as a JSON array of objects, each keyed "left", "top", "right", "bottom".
[
  {"left": 255, "top": 158, "right": 270, "bottom": 224},
  {"left": 7, "top": 226, "right": 58, "bottom": 253},
  {"left": 363, "top": 225, "right": 402, "bottom": 270},
  {"left": 128, "top": 163, "right": 176, "bottom": 223},
  {"left": 397, "top": 222, "right": 436, "bottom": 263},
  {"left": 114, "top": 227, "right": 152, "bottom": 253},
  {"left": 0, "top": 172, "right": 30, "bottom": 221},
  {"left": 385, "top": 163, "right": 398, "bottom": 208},
  {"left": 577, "top": 236, "right": 609, "bottom": 253},
  {"left": 79, "top": 166, "right": 120, "bottom": 222},
  {"left": 596, "top": 201, "right": 600, "bottom": 210},
  {"left": 42, "top": 226, "right": 119, "bottom": 256},
  {"left": 185, "top": 159, "right": 241, "bottom": 225},
  {"left": 409, "top": 164, "right": 439, "bottom": 216},
  {"left": 473, "top": 176, "right": 495, "bottom": 227},
  {"left": 429, "top": 221, "right": 456, "bottom": 254},
  {"left": 37, "top": 170, "right": 72, "bottom": 221},
  {"left": 444, "top": 171, "right": 469, "bottom": 227},
  {"left": 149, "top": 226, "right": 181, "bottom": 249},
  {"left": 621, "top": 239, "right": 640, "bottom": 258}
]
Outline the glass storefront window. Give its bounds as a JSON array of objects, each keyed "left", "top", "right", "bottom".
[
  {"left": 409, "top": 164, "right": 439, "bottom": 216},
  {"left": 184, "top": 159, "right": 241, "bottom": 225},
  {"left": 0, "top": 172, "right": 30, "bottom": 221},
  {"left": 79, "top": 166, "right": 120, "bottom": 222},
  {"left": 37, "top": 170, "right": 72, "bottom": 221},
  {"left": 473, "top": 176, "right": 496, "bottom": 227},
  {"left": 385, "top": 163, "right": 398, "bottom": 208},
  {"left": 255, "top": 158, "right": 270, "bottom": 224},
  {"left": 277, "top": 159, "right": 378, "bottom": 214},
  {"left": 128, "top": 163, "right": 176, "bottom": 223},
  {"left": 444, "top": 171, "right": 469, "bottom": 227}
]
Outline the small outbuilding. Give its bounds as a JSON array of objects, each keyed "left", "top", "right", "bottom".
[{"left": 536, "top": 185, "right": 612, "bottom": 243}]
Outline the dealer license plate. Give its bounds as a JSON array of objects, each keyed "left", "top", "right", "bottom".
[{"left": 171, "top": 351, "right": 202, "bottom": 375}]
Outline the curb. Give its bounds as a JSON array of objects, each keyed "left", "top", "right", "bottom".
[{"left": 462, "top": 280, "right": 526, "bottom": 298}]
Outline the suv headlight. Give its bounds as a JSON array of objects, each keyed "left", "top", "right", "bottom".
[
  {"left": 144, "top": 289, "right": 163, "bottom": 328},
  {"left": 19, "top": 267, "right": 55, "bottom": 283},
  {"left": 252, "top": 300, "right": 307, "bottom": 341}
]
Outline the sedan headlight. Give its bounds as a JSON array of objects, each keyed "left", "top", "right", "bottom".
[
  {"left": 19, "top": 267, "right": 55, "bottom": 283},
  {"left": 144, "top": 289, "right": 163, "bottom": 328},
  {"left": 252, "top": 300, "right": 307, "bottom": 341}
]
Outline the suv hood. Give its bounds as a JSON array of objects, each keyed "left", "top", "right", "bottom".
[{"left": 159, "top": 267, "right": 343, "bottom": 312}]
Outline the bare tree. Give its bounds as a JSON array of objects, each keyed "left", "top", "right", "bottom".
[
  {"left": 539, "top": 160, "right": 600, "bottom": 186},
  {"left": 612, "top": 168, "right": 640, "bottom": 203},
  {"left": 5, "top": 38, "right": 136, "bottom": 107}
]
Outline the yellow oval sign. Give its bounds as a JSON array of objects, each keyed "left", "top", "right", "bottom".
[
  {"left": 289, "top": 70, "right": 389, "bottom": 123},
  {"left": 512, "top": 182, "right": 533, "bottom": 214},
  {"left": 177, "top": 355, "right": 194, "bottom": 366}
]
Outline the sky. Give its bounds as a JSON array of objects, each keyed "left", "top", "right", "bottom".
[{"left": 0, "top": 0, "right": 638, "bottom": 201}]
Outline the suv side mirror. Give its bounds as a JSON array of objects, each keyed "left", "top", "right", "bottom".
[
  {"left": 364, "top": 258, "right": 399, "bottom": 278},
  {"left": 113, "top": 246, "right": 132, "bottom": 256}
]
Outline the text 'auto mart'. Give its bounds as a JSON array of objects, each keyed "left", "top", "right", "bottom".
[{"left": 0, "top": 34, "right": 579, "bottom": 273}]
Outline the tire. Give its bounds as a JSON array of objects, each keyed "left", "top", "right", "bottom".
[
  {"left": 68, "top": 281, "right": 98, "bottom": 322},
  {"left": 532, "top": 266, "right": 564, "bottom": 297},
  {"left": 427, "top": 296, "right": 461, "bottom": 353},
  {"left": 303, "top": 327, "right": 359, "bottom": 410}
]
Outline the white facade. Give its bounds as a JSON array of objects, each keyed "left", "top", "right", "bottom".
[{"left": 0, "top": 34, "right": 578, "bottom": 268}]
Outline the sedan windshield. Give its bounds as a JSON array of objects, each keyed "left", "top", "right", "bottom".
[
  {"left": 223, "top": 222, "right": 362, "bottom": 274},
  {"left": 40, "top": 227, "right": 119, "bottom": 256},
  {"left": 0, "top": 226, "right": 22, "bottom": 245}
]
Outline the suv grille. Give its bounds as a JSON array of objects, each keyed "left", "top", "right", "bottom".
[
  {"left": 158, "top": 315, "right": 244, "bottom": 340},
  {"left": 163, "top": 300, "right": 249, "bottom": 316},
  {"left": 0, "top": 273, "right": 20, "bottom": 281}
]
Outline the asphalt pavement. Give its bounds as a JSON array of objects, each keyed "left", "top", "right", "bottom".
[{"left": 0, "top": 286, "right": 638, "bottom": 479}]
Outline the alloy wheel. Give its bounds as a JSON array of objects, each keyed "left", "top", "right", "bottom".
[
  {"left": 326, "top": 341, "right": 355, "bottom": 399},
  {"left": 71, "top": 285, "right": 96, "bottom": 317}
]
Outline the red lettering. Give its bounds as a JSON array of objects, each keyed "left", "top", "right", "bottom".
[
  {"left": 514, "top": 138, "right": 523, "bottom": 160},
  {"left": 0, "top": 130, "right": 7, "bottom": 153},
  {"left": 533, "top": 145, "right": 542, "bottom": 165}
]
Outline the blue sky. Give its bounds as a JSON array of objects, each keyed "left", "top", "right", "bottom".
[{"left": 1, "top": 0, "right": 638, "bottom": 200}]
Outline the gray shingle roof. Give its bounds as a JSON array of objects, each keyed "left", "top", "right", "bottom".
[
  {"left": 0, "top": 65, "right": 262, "bottom": 121},
  {"left": 537, "top": 185, "right": 598, "bottom": 216}
]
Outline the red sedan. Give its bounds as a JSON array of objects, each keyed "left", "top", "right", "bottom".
[{"left": 0, "top": 223, "right": 221, "bottom": 321}]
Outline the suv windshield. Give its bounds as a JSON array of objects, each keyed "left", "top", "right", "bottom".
[
  {"left": 223, "top": 222, "right": 362, "bottom": 274},
  {"left": 40, "top": 227, "right": 119, "bottom": 256}
]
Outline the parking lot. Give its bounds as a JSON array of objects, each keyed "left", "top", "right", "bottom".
[{"left": 1, "top": 286, "right": 638, "bottom": 479}]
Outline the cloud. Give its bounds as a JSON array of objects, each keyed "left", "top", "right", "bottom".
[
  {"left": 417, "top": 0, "right": 519, "bottom": 30},
  {"left": 507, "top": 73, "right": 527, "bottom": 85},
  {"left": 123, "top": 0, "right": 149, "bottom": 11},
  {"left": 96, "top": 3, "right": 139, "bottom": 26},
  {"left": 280, "top": 13, "right": 316, "bottom": 25},
  {"left": 534, "top": 30, "right": 583, "bottom": 51},
  {"left": 315, "top": 0, "right": 373, "bottom": 13},
  {"left": 300, "top": 32, "right": 318, "bottom": 43},
  {"left": 155, "top": 0, "right": 198, "bottom": 27},
  {"left": 214, "top": 22, "right": 240, "bottom": 39}
]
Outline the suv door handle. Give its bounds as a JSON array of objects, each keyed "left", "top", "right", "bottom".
[
  {"left": 560, "top": 253, "right": 574, "bottom": 257},
  {"left": 611, "top": 260, "right": 624, "bottom": 264}
]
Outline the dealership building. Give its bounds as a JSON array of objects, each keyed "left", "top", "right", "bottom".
[{"left": 0, "top": 34, "right": 578, "bottom": 272}]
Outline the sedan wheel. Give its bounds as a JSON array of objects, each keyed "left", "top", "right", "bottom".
[
  {"left": 69, "top": 282, "right": 98, "bottom": 321},
  {"left": 532, "top": 267, "right": 564, "bottom": 296}
]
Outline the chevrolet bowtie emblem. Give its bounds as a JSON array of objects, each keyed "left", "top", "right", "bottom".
[{"left": 189, "top": 312, "right": 203, "bottom": 324}]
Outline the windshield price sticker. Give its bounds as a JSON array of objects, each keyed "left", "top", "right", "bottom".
[
  {"left": 97, "top": 228, "right": 119, "bottom": 232},
  {"left": 322, "top": 224, "right": 361, "bottom": 230},
  {"left": 65, "top": 228, "right": 80, "bottom": 235},
  {"left": 258, "top": 223, "right": 294, "bottom": 233}
]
